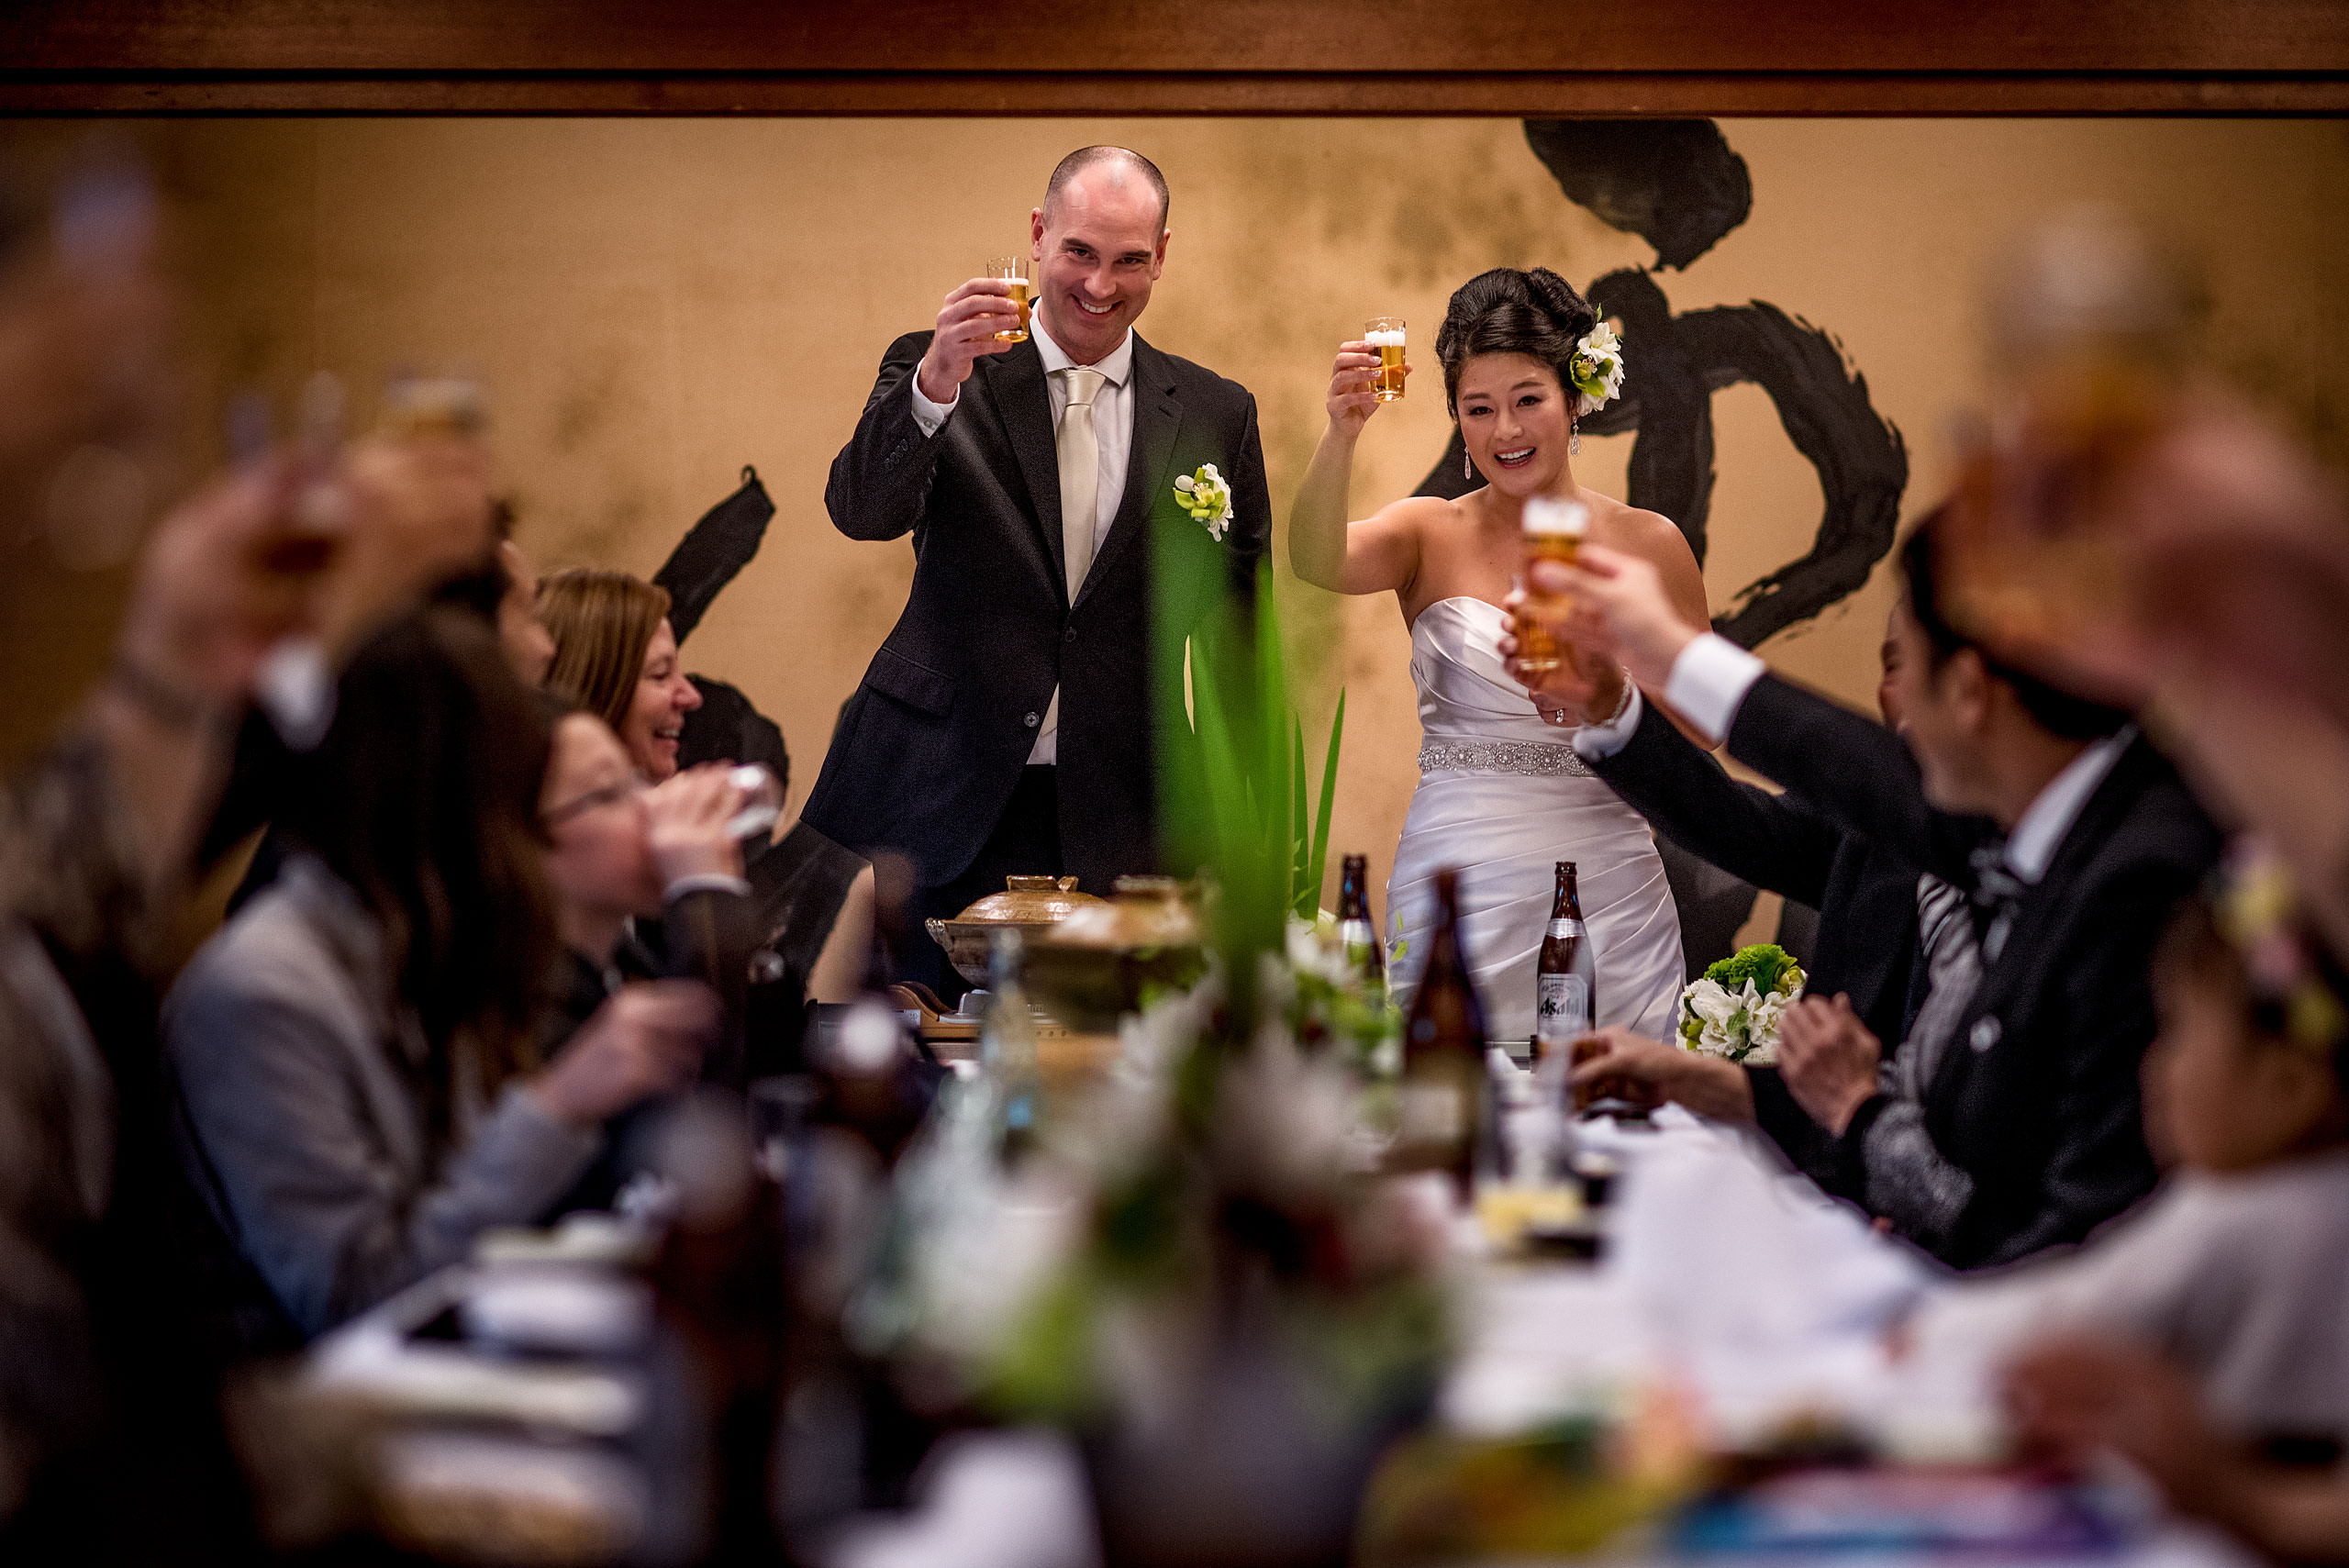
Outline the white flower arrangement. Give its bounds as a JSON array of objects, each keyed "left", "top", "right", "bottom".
[
  {"left": 1567, "top": 320, "right": 1625, "bottom": 417},
  {"left": 1173, "top": 462, "right": 1232, "bottom": 541},
  {"left": 1676, "top": 943, "right": 1806, "bottom": 1065}
]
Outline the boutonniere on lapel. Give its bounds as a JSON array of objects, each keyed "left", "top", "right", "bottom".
[{"left": 1172, "top": 463, "right": 1232, "bottom": 542}]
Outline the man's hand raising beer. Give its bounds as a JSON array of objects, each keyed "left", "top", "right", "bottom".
[{"left": 915, "top": 279, "right": 1026, "bottom": 407}]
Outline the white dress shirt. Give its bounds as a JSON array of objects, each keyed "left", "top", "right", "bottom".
[{"left": 909, "top": 310, "right": 1135, "bottom": 763}]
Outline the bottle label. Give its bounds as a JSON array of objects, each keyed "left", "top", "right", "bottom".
[
  {"left": 1545, "top": 918, "right": 1583, "bottom": 939},
  {"left": 1399, "top": 1082, "right": 1464, "bottom": 1143},
  {"left": 1536, "top": 973, "right": 1592, "bottom": 1040},
  {"left": 1339, "top": 917, "right": 1376, "bottom": 952}
]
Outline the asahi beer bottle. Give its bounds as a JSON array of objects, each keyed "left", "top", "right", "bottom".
[
  {"left": 1534, "top": 861, "right": 1598, "bottom": 1062},
  {"left": 1398, "top": 867, "right": 1488, "bottom": 1199},
  {"left": 1337, "top": 852, "right": 1384, "bottom": 984}
]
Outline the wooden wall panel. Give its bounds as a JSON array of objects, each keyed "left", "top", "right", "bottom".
[{"left": 1, "top": 0, "right": 2343, "bottom": 114}]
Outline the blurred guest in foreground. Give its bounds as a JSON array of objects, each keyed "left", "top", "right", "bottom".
[
  {"left": 1973, "top": 850, "right": 2349, "bottom": 1563},
  {"left": 166, "top": 608, "right": 718, "bottom": 1341},
  {"left": 1914, "top": 849, "right": 2349, "bottom": 1450},
  {"left": 1532, "top": 515, "right": 2221, "bottom": 1268},
  {"left": 540, "top": 566, "right": 874, "bottom": 1014},
  {"left": 0, "top": 154, "right": 516, "bottom": 1558}
]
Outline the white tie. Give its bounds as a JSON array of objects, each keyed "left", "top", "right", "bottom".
[{"left": 1056, "top": 366, "right": 1105, "bottom": 601}]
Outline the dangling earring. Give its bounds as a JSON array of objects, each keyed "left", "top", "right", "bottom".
[
  {"left": 1464, "top": 449, "right": 1474, "bottom": 480},
  {"left": 1570, "top": 423, "right": 1582, "bottom": 457}
]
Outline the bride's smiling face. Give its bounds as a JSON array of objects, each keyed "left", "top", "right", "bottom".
[{"left": 1453, "top": 352, "right": 1574, "bottom": 496}]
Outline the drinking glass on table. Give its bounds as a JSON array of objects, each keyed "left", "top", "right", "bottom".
[
  {"left": 1365, "top": 316, "right": 1407, "bottom": 402},
  {"left": 987, "top": 256, "right": 1034, "bottom": 343}
]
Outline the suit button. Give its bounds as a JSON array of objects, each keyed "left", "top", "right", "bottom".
[
  {"left": 1063, "top": 628, "right": 1077, "bottom": 644},
  {"left": 1023, "top": 711, "right": 1041, "bottom": 728},
  {"left": 1969, "top": 1016, "right": 2002, "bottom": 1052}
]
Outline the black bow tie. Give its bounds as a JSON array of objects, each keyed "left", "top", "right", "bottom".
[{"left": 1969, "top": 843, "right": 2028, "bottom": 962}]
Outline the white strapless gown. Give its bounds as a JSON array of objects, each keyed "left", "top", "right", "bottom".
[{"left": 1386, "top": 597, "right": 1686, "bottom": 1047}]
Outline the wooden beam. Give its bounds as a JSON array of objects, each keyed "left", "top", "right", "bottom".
[
  {"left": 0, "top": 0, "right": 2342, "bottom": 116},
  {"left": 1, "top": 72, "right": 2340, "bottom": 117}
]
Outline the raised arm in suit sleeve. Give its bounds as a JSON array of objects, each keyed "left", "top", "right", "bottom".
[
  {"left": 824, "top": 330, "right": 943, "bottom": 543},
  {"left": 1587, "top": 698, "right": 1845, "bottom": 909},
  {"left": 1727, "top": 673, "right": 1987, "bottom": 889}
]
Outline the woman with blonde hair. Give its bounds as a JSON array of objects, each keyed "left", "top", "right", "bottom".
[{"left": 537, "top": 567, "right": 875, "bottom": 1012}]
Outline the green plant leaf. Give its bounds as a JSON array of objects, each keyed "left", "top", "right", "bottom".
[{"left": 1308, "top": 687, "right": 1344, "bottom": 916}]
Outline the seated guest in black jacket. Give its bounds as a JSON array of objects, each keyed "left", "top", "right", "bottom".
[{"left": 1520, "top": 520, "right": 2223, "bottom": 1269}]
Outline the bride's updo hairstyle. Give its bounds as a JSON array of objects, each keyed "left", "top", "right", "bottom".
[{"left": 1434, "top": 267, "right": 1599, "bottom": 414}]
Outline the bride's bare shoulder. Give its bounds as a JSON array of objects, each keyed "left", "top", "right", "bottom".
[{"left": 1585, "top": 492, "right": 1696, "bottom": 567}]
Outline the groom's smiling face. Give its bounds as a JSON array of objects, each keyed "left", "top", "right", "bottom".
[{"left": 1030, "top": 164, "right": 1169, "bottom": 366}]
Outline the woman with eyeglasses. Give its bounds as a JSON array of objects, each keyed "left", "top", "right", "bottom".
[{"left": 165, "top": 609, "right": 721, "bottom": 1343}]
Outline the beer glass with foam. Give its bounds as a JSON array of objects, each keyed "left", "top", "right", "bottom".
[
  {"left": 1514, "top": 496, "right": 1587, "bottom": 679},
  {"left": 1365, "top": 317, "right": 1407, "bottom": 402},
  {"left": 987, "top": 257, "right": 1034, "bottom": 343}
]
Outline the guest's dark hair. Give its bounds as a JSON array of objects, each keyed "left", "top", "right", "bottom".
[
  {"left": 1434, "top": 267, "right": 1600, "bottom": 413},
  {"left": 1045, "top": 145, "right": 1170, "bottom": 234},
  {"left": 277, "top": 607, "right": 558, "bottom": 1130},
  {"left": 1897, "top": 515, "right": 2131, "bottom": 741}
]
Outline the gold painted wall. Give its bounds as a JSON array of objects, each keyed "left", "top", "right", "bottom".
[{"left": 11, "top": 117, "right": 2348, "bottom": 910}]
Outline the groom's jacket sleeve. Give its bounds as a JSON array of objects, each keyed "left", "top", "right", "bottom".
[
  {"left": 1587, "top": 700, "right": 1844, "bottom": 909},
  {"left": 826, "top": 331, "right": 941, "bottom": 543},
  {"left": 1726, "top": 674, "right": 1990, "bottom": 891}
]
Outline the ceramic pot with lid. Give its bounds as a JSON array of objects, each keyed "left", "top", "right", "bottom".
[{"left": 924, "top": 875, "right": 1108, "bottom": 987}]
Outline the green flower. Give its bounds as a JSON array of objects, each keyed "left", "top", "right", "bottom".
[{"left": 1172, "top": 463, "right": 1233, "bottom": 540}]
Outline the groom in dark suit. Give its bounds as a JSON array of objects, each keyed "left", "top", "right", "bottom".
[{"left": 804, "top": 147, "right": 1271, "bottom": 998}]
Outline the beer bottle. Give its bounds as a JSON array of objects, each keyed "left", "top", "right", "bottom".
[
  {"left": 1535, "top": 861, "right": 1598, "bottom": 1061},
  {"left": 1398, "top": 867, "right": 1489, "bottom": 1198},
  {"left": 1337, "top": 852, "right": 1384, "bottom": 984}
]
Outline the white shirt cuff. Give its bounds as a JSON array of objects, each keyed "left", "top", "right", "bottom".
[
  {"left": 1571, "top": 684, "right": 1644, "bottom": 762},
  {"left": 908, "top": 375, "right": 957, "bottom": 437},
  {"left": 664, "top": 873, "right": 751, "bottom": 903},
  {"left": 1663, "top": 632, "right": 1766, "bottom": 744}
]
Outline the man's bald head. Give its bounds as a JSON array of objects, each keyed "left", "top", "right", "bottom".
[{"left": 1043, "top": 146, "right": 1169, "bottom": 236}]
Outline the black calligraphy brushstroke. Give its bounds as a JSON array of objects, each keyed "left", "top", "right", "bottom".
[
  {"left": 652, "top": 464, "right": 774, "bottom": 643},
  {"left": 1668, "top": 300, "right": 1909, "bottom": 648},
  {"left": 1522, "top": 120, "right": 1752, "bottom": 272}
]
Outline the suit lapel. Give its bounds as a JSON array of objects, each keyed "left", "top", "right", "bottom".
[
  {"left": 976, "top": 339, "right": 1066, "bottom": 589},
  {"left": 1077, "top": 335, "right": 1183, "bottom": 609},
  {"left": 1926, "top": 732, "right": 2160, "bottom": 1104}
]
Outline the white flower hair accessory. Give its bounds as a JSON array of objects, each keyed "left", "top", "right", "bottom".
[
  {"left": 1173, "top": 463, "right": 1232, "bottom": 542},
  {"left": 1567, "top": 319, "right": 1625, "bottom": 417}
]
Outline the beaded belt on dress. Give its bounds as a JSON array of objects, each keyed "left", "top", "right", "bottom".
[{"left": 1417, "top": 739, "right": 1593, "bottom": 778}]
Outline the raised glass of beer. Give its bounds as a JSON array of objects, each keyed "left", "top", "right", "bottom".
[
  {"left": 1365, "top": 317, "right": 1407, "bottom": 402},
  {"left": 987, "top": 257, "right": 1034, "bottom": 343},
  {"left": 1514, "top": 495, "right": 1588, "bottom": 679}
]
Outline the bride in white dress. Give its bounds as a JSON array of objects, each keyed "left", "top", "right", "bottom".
[{"left": 1288, "top": 267, "right": 1711, "bottom": 1047}]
